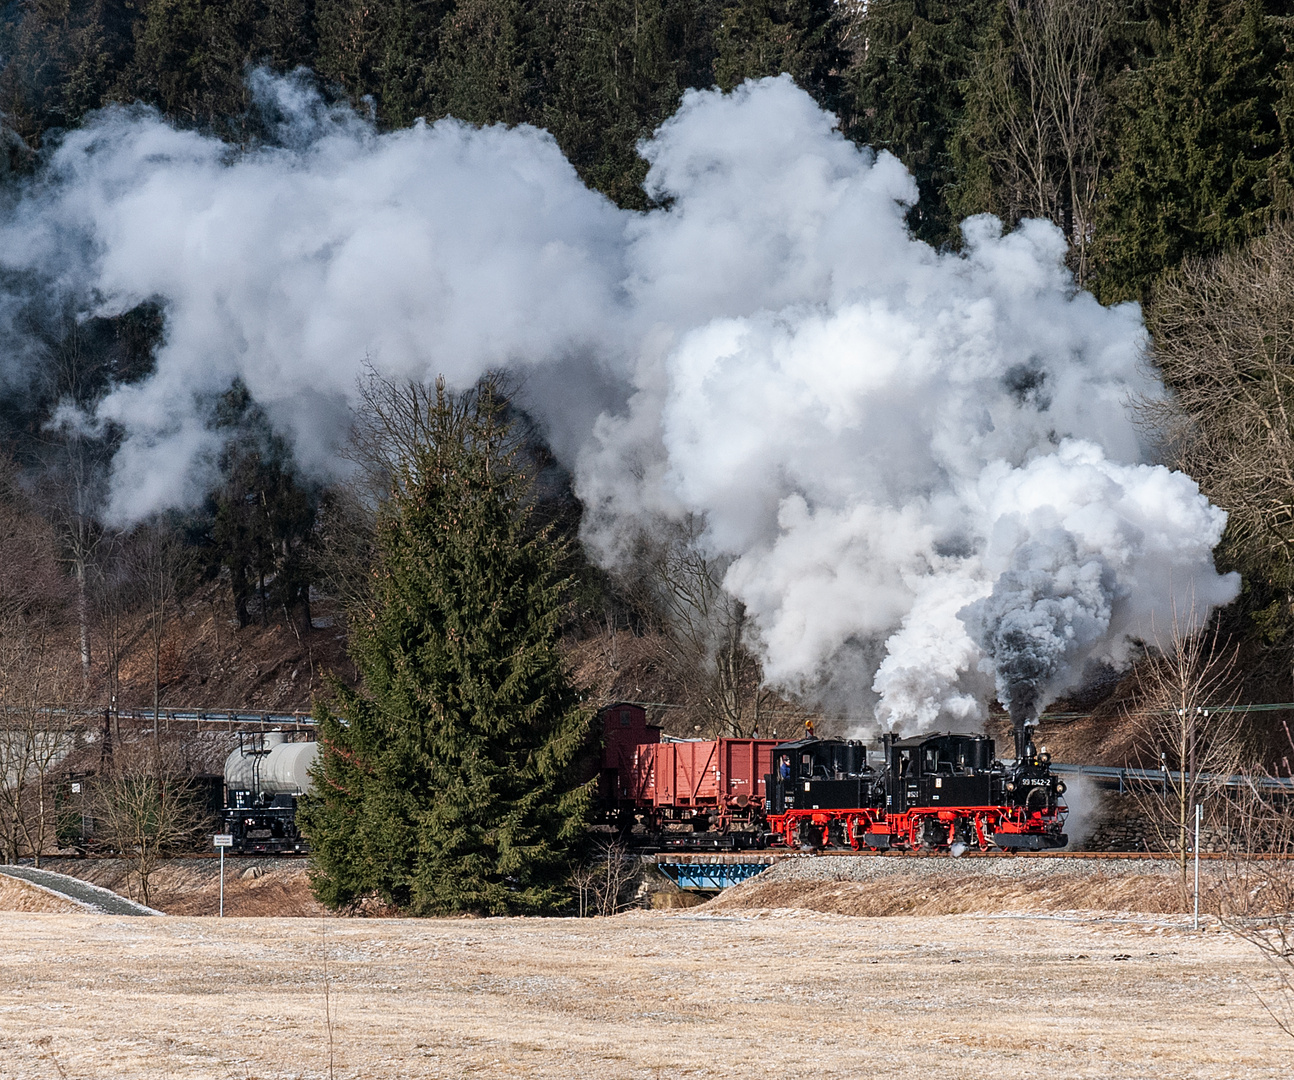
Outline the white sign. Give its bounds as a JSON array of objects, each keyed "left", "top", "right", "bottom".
[
  {"left": 70, "top": 783, "right": 81, "bottom": 794},
  {"left": 213, "top": 834, "right": 234, "bottom": 848}
]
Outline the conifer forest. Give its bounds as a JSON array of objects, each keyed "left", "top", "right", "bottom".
[{"left": 5, "top": 1, "right": 1294, "bottom": 912}]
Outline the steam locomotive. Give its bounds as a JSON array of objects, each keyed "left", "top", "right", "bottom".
[
  {"left": 764, "top": 730, "right": 1068, "bottom": 851},
  {"left": 599, "top": 703, "right": 1068, "bottom": 852}
]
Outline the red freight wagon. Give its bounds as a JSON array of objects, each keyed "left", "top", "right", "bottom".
[
  {"left": 599, "top": 702, "right": 660, "bottom": 804},
  {"left": 596, "top": 702, "right": 778, "bottom": 831},
  {"left": 621, "top": 736, "right": 779, "bottom": 829}
]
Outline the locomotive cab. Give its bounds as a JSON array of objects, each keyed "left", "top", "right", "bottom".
[
  {"left": 767, "top": 738, "right": 878, "bottom": 815},
  {"left": 885, "top": 733, "right": 995, "bottom": 813}
]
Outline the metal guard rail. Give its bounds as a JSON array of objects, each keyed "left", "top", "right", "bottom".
[
  {"left": 1051, "top": 761, "right": 1294, "bottom": 793},
  {"left": 2, "top": 705, "right": 315, "bottom": 727}
]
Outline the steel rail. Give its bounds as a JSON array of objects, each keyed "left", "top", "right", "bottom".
[{"left": 32, "top": 848, "right": 1294, "bottom": 862}]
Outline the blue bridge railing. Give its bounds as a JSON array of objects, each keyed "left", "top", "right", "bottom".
[{"left": 656, "top": 862, "right": 772, "bottom": 891}]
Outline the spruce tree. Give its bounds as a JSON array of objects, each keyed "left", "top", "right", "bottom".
[
  {"left": 299, "top": 377, "right": 592, "bottom": 915},
  {"left": 1095, "top": 0, "right": 1292, "bottom": 301},
  {"left": 537, "top": 0, "right": 724, "bottom": 210},
  {"left": 714, "top": 0, "right": 845, "bottom": 112},
  {"left": 848, "top": 0, "right": 995, "bottom": 248}
]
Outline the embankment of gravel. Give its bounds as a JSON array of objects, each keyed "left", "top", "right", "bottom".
[
  {"left": 706, "top": 855, "right": 1212, "bottom": 916},
  {"left": 0, "top": 873, "right": 85, "bottom": 914}
]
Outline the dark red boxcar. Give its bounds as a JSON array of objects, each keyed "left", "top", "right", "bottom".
[
  {"left": 599, "top": 702, "right": 660, "bottom": 803},
  {"left": 620, "top": 736, "right": 779, "bottom": 824}
]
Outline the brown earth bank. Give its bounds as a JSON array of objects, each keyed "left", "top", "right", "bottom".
[
  {"left": 0, "top": 874, "right": 84, "bottom": 914},
  {"left": 35, "top": 857, "right": 324, "bottom": 917},
  {"left": 704, "top": 852, "right": 1287, "bottom": 919},
  {"left": 0, "top": 910, "right": 1288, "bottom": 1079},
  {"left": 710, "top": 869, "right": 1191, "bottom": 916},
  {"left": 110, "top": 581, "right": 354, "bottom": 713},
  {"left": 19, "top": 854, "right": 1259, "bottom": 920}
]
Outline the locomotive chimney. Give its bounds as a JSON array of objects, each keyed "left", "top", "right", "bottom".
[{"left": 1010, "top": 706, "right": 1034, "bottom": 762}]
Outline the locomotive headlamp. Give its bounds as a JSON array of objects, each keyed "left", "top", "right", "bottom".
[
  {"left": 1039, "top": 751, "right": 1052, "bottom": 764},
  {"left": 1005, "top": 782, "right": 1015, "bottom": 792},
  {"left": 1055, "top": 781, "right": 1066, "bottom": 794}
]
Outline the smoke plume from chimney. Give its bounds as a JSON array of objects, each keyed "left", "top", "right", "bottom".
[{"left": 0, "top": 71, "right": 1240, "bottom": 728}]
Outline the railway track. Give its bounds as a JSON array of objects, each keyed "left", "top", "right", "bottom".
[
  {"left": 31, "top": 849, "right": 1294, "bottom": 864},
  {"left": 653, "top": 849, "right": 1294, "bottom": 864}
]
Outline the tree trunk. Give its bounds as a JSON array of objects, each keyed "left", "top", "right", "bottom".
[
  {"left": 35, "top": 781, "right": 45, "bottom": 869},
  {"left": 76, "top": 557, "right": 90, "bottom": 684},
  {"left": 153, "top": 629, "right": 161, "bottom": 747}
]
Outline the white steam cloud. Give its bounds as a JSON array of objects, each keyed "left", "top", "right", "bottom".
[{"left": 0, "top": 70, "right": 1240, "bottom": 729}]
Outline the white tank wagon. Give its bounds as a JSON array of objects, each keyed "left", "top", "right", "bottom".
[
  {"left": 224, "top": 736, "right": 319, "bottom": 796},
  {"left": 221, "top": 733, "right": 319, "bottom": 855}
]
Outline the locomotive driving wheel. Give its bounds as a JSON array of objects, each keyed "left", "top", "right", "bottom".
[
  {"left": 920, "top": 817, "right": 948, "bottom": 849},
  {"left": 797, "top": 818, "right": 823, "bottom": 850}
]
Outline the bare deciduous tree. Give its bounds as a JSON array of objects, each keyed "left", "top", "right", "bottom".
[
  {"left": 346, "top": 365, "right": 454, "bottom": 507},
  {"left": 621, "top": 517, "right": 770, "bottom": 738},
  {"left": 0, "top": 470, "right": 84, "bottom": 865},
  {"left": 1145, "top": 222, "right": 1294, "bottom": 616},
  {"left": 0, "top": 624, "right": 86, "bottom": 866},
  {"left": 30, "top": 317, "right": 117, "bottom": 687},
  {"left": 313, "top": 484, "right": 379, "bottom": 632},
  {"left": 571, "top": 840, "right": 639, "bottom": 917},
  {"left": 1124, "top": 607, "right": 1244, "bottom": 899},
  {"left": 1213, "top": 726, "right": 1294, "bottom": 1040},
  {"left": 124, "top": 520, "right": 191, "bottom": 742},
  {"left": 316, "top": 367, "right": 521, "bottom": 632},
  {"left": 90, "top": 531, "right": 136, "bottom": 731},
  {"left": 957, "top": 0, "right": 1114, "bottom": 283},
  {"left": 92, "top": 744, "right": 211, "bottom": 907}
]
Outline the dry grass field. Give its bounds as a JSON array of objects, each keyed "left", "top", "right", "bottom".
[{"left": 0, "top": 907, "right": 1288, "bottom": 1080}]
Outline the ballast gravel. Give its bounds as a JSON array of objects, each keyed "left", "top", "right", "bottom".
[{"left": 756, "top": 852, "right": 1189, "bottom": 885}]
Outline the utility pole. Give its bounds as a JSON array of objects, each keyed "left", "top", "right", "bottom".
[{"left": 1193, "top": 802, "right": 1202, "bottom": 931}]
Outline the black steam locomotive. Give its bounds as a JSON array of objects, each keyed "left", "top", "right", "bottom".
[{"left": 765, "top": 730, "right": 1068, "bottom": 852}]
